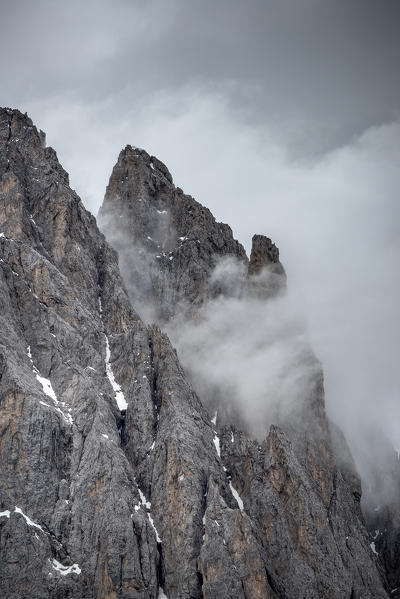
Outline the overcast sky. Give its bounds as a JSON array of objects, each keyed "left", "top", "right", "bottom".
[{"left": 1, "top": 0, "right": 399, "bottom": 461}]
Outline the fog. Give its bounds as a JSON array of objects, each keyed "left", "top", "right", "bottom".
[{"left": 165, "top": 258, "right": 321, "bottom": 439}]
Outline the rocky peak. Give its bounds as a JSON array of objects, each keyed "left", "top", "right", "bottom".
[
  {"left": 99, "top": 145, "right": 251, "bottom": 322},
  {"left": 248, "top": 234, "right": 287, "bottom": 298},
  {"left": 0, "top": 108, "right": 68, "bottom": 190},
  {"left": 249, "top": 234, "right": 282, "bottom": 274},
  {"left": 99, "top": 149, "right": 288, "bottom": 322}
]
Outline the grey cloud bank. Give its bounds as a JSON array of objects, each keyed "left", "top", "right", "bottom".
[{"left": 1, "top": 0, "right": 399, "bottom": 482}]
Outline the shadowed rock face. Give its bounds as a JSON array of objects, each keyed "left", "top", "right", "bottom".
[{"left": 0, "top": 108, "right": 391, "bottom": 598}]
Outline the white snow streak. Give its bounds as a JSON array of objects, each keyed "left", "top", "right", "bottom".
[
  {"left": 137, "top": 488, "right": 162, "bottom": 542},
  {"left": 213, "top": 434, "right": 220, "bottom": 457},
  {"left": 158, "top": 587, "right": 168, "bottom": 598},
  {"left": 148, "top": 513, "right": 162, "bottom": 543},
  {"left": 35, "top": 373, "right": 57, "bottom": 403},
  {"left": 210, "top": 412, "right": 244, "bottom": 512},
  {"left": 370, "top": 541, "right": 378, "bottom": 555},
  {"left": 138, "top": 488, "right": 151, "bottom": 510},
  {"left": 98, "top": 297, "right": 128, "bottom": 411},
  {"left": 0, "top": 510, "right": 10, "bottom": 518},
  {"left": 51, "top": 558, "right": 81, "bottom": 576},
  {"left": 104, "top": 335, "right": 128, "bottom": 411},
  {"left": 15, "top": 507, "right": 44, "bottom": 531},
  {"left": 28, "top": 347, "right": 73, "bottom": 425},
  {"left": 229, "top": 482, "right": 244, "bottom": 511}
]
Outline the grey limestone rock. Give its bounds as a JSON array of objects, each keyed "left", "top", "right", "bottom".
[{"left": 0, "top": 107, "right": 392, "bottom": 599}]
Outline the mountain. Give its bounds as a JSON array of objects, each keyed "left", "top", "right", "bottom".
[
  {"left": 0, "top": 108, "right": 392, "bottom": 598},
  {"left": 98, "top": 145, "right": 285, "bottom": 325}
]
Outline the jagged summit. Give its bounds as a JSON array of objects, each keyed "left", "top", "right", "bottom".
[
  {"left": 249, "top": 234, "right": 283, "bottom": 274},
  {"left": 0, "top": 108, "right": 393, "bottom": 598},
  {"left": 0, "top": 108, "right": 68, "bottom": 190},
  {"left": 99, "top": 145, "right": 285, "bottom": 322},
  {"left": 117, "top": 144, "right": 174, "bottom": 184}
]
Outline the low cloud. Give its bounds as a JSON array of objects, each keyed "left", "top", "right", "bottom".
[{"left": 166, "top": 257, "right": 321, "bottom": 439}]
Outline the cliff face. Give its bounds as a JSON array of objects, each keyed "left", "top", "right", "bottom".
[{"left": 0, "top": 108, "right": 390, "bottom": 599}]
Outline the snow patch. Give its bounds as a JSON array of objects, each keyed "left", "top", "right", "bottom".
[
  {"left": 28, "top": 347, "right": 73, "bottom": 425},
  {"left": 36, "top": 373, "right": 57, "bottom": 403},
  {"left": 229, "top": 482, "right": 244, "bottom": 511},
  {"left": 0, "top": 232, "right": 5, "bottom": 238},
  {"left": 104, "top": 335, "right": 128, "bottom": 411},
  {"left": 211, "top": 411, "right": 217, "bottom": 425},
  {"left": 158, "top": 588, "right": 168, "bottom": 598},
  {"left": 213, "top": 434, "right": 220, "bottom": 457},
  {"left": 138, "top": 489, "right": 151, "bottom": 510},
  {"left": 15, "top": 507, "right": 44, "bottom": 531},
  {"left": 137, "top": 488, "right": 162, "bottom": 542},
  {"left": 0, "top": 510, "right": 10, "bottom": 518},
  {"left": 51, "top": 558, "right": 81, "bottom": 576},
  {"left": 370, "top": 541, "right": 378, "bottom": 555},
  {"left": 148, "top": 512, "right": 162, "bottom": 543}
]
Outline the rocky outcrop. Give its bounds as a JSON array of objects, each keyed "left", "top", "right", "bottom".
[
  {"left": 248, "top": 234, "right": 286, "bottom": 298},
  {"left": 0, "top": 108, "right": 391, "bottom": 598},
  {"left": 98, "top": 146, "right": 286, "bottom": 323}
]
